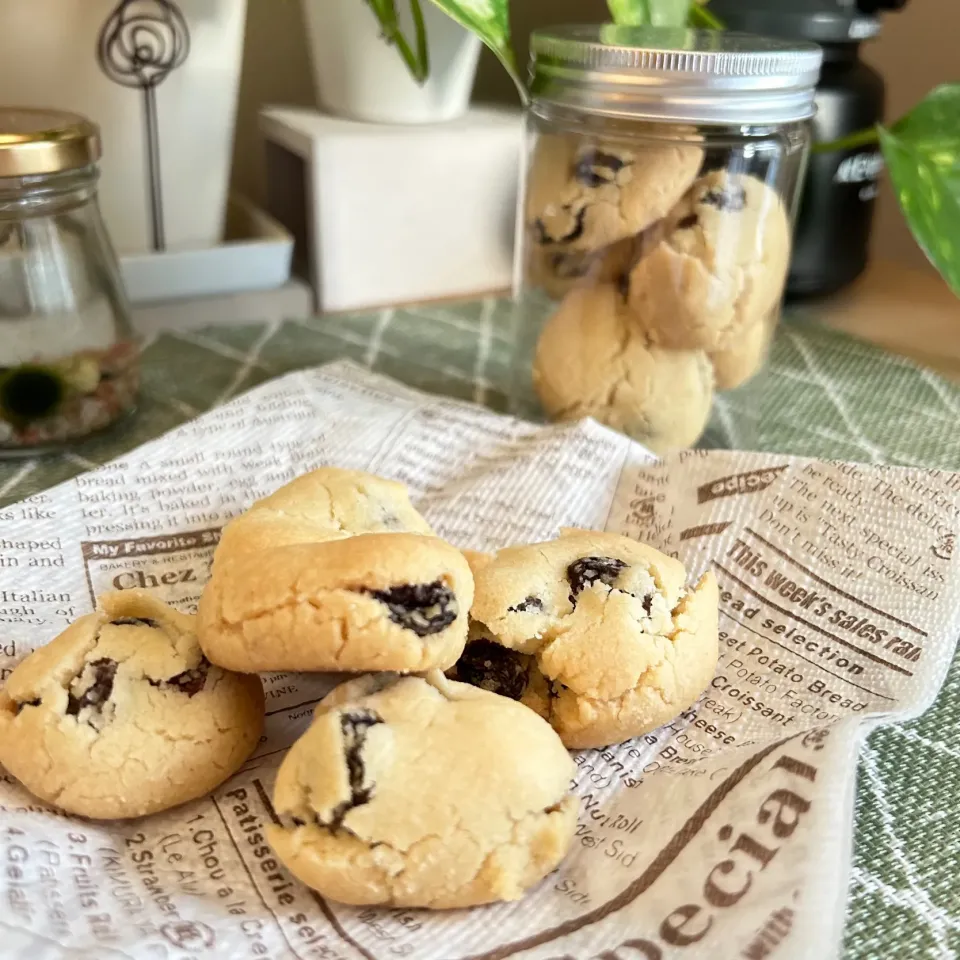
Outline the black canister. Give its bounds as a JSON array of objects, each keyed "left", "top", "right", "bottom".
[{"left": 710, "top": 0, "right": 903, "bottom": 298}]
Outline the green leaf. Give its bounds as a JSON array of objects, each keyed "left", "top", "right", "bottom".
[
  {"left": 607, "top": 0, "right": 693, "bottom": 27},
  {"left": 426, "top": 0, "right": 524, "bottom": 99},
  {"left": 363, "top": 0, "right": 430, "bottom": 83},
  {"left": 880, "top": 84, "right": 960, "bottom": 297}
]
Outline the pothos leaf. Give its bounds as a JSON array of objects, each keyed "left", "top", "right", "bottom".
[
  {"left": 425, "top": 0, "right": 524, "bottom": 99},
  {"left": 880, "top": 84, "right": 960, "bottom": 297},
  {"left": 607, "top": 0, "right": 693, "bottom": 27}
]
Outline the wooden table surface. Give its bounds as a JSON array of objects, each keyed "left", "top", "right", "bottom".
[{"left": 806, "top": 260, "right": 960, "bottom": 382}]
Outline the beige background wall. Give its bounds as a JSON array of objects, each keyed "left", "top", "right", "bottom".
[{"left": 232, "top": 0, "right": 958, "bottom": 273}]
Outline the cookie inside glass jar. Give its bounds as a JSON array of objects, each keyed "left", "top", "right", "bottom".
[
  {"left": 525, "top": 132, "right": 704, "bottom": 254},
  {"left": 512, "top": 26, "right": 822, "bottom": 450},
  {"left": 626, "top": 170, "right": 792, "bottom": 353}
]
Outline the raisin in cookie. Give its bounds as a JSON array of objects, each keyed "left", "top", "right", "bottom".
[
  {"left": 456, "top": 530, "right": 719, "bottom": 749},
  {"left": 0, "top": 591, "right": 264, "bottom": 819},
  {"left": 533, "top": 284, "right": 714, "bottom": 454},
  {"left": 267, "top": 672, "right": 577, "bottom": 909},
  {"left": 526, "top": 134, "right": 703, "bottom": 253},
  {"left": 627, "top": 171, "right": 791, "bottom": 352},
  {"left": 199, "top": 533, "right": 473, "bottom": 674},
  {"left": 527, "top": 235, "right": 639, "bottom": 301}
]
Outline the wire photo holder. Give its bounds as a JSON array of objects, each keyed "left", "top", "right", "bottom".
[{"left": 97, "top": 0, "right": 190, "bottom": 252}]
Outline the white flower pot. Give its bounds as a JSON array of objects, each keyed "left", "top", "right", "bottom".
[
  {"left": 0, "top": 0, "right": 247, "bottom": 255},
  {"left": 301, "top": 0, "right": 482, "bottom": 124}
]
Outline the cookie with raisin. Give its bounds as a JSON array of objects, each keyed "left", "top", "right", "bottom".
[
  {"left": 268, "top": 672, "right": 577, "bottom": 908},
  {"left": 0, "top": 591, "right": 264, "bottom": 819},
  {"left": 627, "top": 171, "right": 791, "bottom": 352},
  {"left": 197, "top": 468, "right": 474, "bottom": 674},
  {"left": 525, "top": 133, "right": 703, "bottom": 253},
  {"left": 213, "top": 467, "right": 435, "bottom": 560},
  {"left": 459, "top": 529, "right": 719, "bottom": 749}
]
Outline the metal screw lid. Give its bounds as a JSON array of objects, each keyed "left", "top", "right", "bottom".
[
  {"left": 530, "top": 26, "right": 824, "bottom": 125},
  {"left": 0, "top": 108, "right": 101, "bottom": 179}
]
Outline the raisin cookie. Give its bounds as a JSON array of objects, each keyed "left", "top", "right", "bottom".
[
  {"left": 533, "top": 284, "right": 714, "bottom": 454},
  {"left": 456, "top": 530, "right": 719, "bottom": 749},
  {"left": 627, "top": 171, "right": 791, "bottom": 351},
  {"left": 526, "top": 134, "right": 704, "bottom": 253},
  {"left": 199, "top": 468, "right": 473, "bottom": 674},
  {"left": 0, "top": 591, "right": 264, "bottom": 819},
  {"left": 267, "top": 672, "right": 577, "bottom": 908},
  {"left": 215, "top": 467, "right": 435, "bottom": 560},
  {"left": 199, "top": 533, "right": 474, "bottom": 674}
]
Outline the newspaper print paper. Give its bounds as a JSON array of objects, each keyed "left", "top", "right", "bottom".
[{"left": 2, "top": 361, "right": 959, "bottom": 960}]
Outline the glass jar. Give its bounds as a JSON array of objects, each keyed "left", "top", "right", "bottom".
[
  {"left": 0, "top": 108, "right": 138, "bottom": 456},
  {"left": 512, "top": 26, "right": 823, "bottom": 454}
]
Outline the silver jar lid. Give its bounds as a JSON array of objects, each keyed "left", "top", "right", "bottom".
[{"left": 530, "top": 26, "right": 824, "bottom": 125}]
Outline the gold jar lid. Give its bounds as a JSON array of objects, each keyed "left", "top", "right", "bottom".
[{"left": 0, "top": 107, "right": 101, "bottom": 178}]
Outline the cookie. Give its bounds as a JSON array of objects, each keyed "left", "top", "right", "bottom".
[
  {"left": 0, "top": 591, "right": 264, "bottom": 819},
  {"left": 456, "top": 529, "right": 719, "bottom": 749},
  {"left": 267, "top": 672, "right": 578, "bottom": 908},
  {"left": 526, "top": 133, "right": 704, "bottom": 253},
  {"left": 627, "top": 171, "right": 791, "bottom": 351},
  {"left": 533, "top": 284, "right": 714, "bottom": 454},
  {"left": 215, "top": 467, "right": 435, "bottom": 560},
  {"left": 527, "top": 235, "right": 638, "bottom": 300},
  {"left": 198, "top": 532, "right": 474, "bottom": 674},
  {"left": 198, "top": 468, "right": 473, "bottom": 674},
  {"left": 462, "top": 548, "right": 495, "bottom": 576},
  {"left": 710, "top": 314, "right": 774, "bottom": 390}
]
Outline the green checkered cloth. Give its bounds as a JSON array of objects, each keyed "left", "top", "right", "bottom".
[{"left": 2, "top": 300, "right": 959, "bottom": 959}]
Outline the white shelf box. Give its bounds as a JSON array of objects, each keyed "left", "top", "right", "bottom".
[{"left": 259, "top": 106, "right": 524, "bottom": 313}]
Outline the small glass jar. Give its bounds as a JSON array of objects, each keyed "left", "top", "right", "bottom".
[
  {"left": 512, "top": 26, "right": 823, "bottom": 454},
  {"left": 0, "top": 108, "right": 138, "bottom": 456}
]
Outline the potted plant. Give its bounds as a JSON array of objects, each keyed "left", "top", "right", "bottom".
[{"left": 300, "top": 0, "right": 482, "bottom": 123}]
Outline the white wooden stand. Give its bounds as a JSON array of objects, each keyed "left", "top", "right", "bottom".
[{"left": 259, "top": 106, "right": 523, "bottom": 313}]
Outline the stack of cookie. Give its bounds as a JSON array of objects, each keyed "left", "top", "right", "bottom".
[
  {"left": 0, "top": 467, "right": 719, "bottom": 912},
  {"left": 525, "top": 134, "right": 792, "bottom": 453}
]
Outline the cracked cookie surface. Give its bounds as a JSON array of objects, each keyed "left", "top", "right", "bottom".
[
  {"left": 627, "top": 171, "right": 791, "bottom": 352},
  {"left": 214, "top": 467, "right": 435, "bottom": 560},
  {"left": 0, "top": 590, "right": 264, "bottom": 819},
  {"left": 268, "top": 672, "right": 577, "bottom": 909},
  {"left": 533, "top": 284, "right": 714, "bottom": 454},
  {"left": 526, "top": 134, "right": 703, "bottom": 253},
  {"left": 198, "top": 468, "right": 473, "bottom": 674},
  {"left": 458, "top": 530, "right": 719, "bottom": 749}
]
